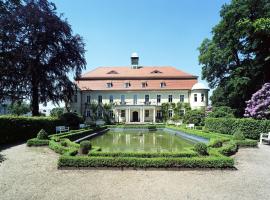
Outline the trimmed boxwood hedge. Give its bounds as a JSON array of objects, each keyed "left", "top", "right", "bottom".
[
  {"left": 205, "top": 118, "right": 270, "bottom": 140},
  {"left": 88, "top": 151, "right": 198, "bottom": 158},
  {"left": 0, "top": 116, "right": 61, "bottom": 144},
  {"left": 218, "top": 142, "right": 238, "bottom": 156},
  {"left": 58, "top": 155, "right": 234, "bottom": 168},
  {"left": 27, "top": 138, "right": 49, "bottom": 147}
]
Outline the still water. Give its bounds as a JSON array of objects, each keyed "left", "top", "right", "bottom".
[{"left": 90, "top": 130, "right": 195, "bottom": 152}]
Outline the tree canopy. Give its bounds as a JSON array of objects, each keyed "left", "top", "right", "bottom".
[
  {"left": 198, "top": 0, "right": 270, "bottom": 116},
  {"left": 0, "top": 0, "right": 86, "bottom": 116}
]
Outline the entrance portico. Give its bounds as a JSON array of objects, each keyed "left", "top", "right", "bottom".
[{"left": 115, "top": 106, "right": 157, "bottom": 123}]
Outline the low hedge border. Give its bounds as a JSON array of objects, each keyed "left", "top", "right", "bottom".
[
  {"left": 49, "top": 140, "right": 77, "bottom": 156},
  {"left": 88, "top": 151, "right": 198, "bottom": 158},
  {"left": 58, "top": 155, "right": 234, "bottom": 169},
  {"left": 205, "top": 118, "right": 270, "bottom": 140},
  {"left": 26, "top": 138, "right": 49, "bottom": 147},
  {"left": 235, "top": 140, "right": 258, "bottom": 147}
]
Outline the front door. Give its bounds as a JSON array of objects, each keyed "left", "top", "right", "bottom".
[{"left": 132, "top": 111, "right": 139, "bottom": 122}]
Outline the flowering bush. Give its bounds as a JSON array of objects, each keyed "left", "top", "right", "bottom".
[{"left": 244, "top": 83, "right": 270, "bottom": 119}]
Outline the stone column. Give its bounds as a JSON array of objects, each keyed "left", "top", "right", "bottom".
[
  {"left": 125, "top": 108, "right": 128, "bottom": 123},
  {"left": 142, "top": 108, "right": 145, "bottom": 123},
  {"left": 153, "top": 107, "right": 156, "bottom": 123},
  {"left": 140, "top": 108, "right": 142, "bottom": 122},
  {"left": 128, "top": 107, "right": 131, "bottom": 123}
]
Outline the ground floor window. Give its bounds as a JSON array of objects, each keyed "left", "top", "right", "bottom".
[
  {"left": 97, "top": 110, "right": 103, "bottom": 118},
  {"left": 145, "top": 110, "right": 149, "bottom": 117},
  {"left": 179, "top": 109, "right": 185, "bottom": 116},
  {"left": 109, "top": 110, "right": 114, "bottom": 118},
  {"left": 168, "top": 109, "right": 173, "bottom": 118},
  {"left": 86, "top": 110, "right": 91, "bottom": 117},
  {"left": 121, "top": 110, "right": 125, "bottom": 117},
  {"left": 157, "top": 110, "right": 162, "bottom": 118}
]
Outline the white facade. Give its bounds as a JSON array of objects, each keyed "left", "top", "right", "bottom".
[{"left": 71, "top": 87, "right": 208, "bottom": 124}]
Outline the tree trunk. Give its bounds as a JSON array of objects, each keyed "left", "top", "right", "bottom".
[{"left": 31, "top": 76, "right": 39, "bottom": 116}]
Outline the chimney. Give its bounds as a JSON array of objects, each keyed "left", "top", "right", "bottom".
[{"left": 131, "top": 52, "right": 139, "bottom": 69}]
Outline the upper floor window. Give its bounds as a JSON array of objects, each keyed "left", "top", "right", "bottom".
[
  {"left": 145, "top": 94, "right": 150, "bottom": 103},
  {"left": 86, "top": 95, "right": 91, "bottom": 103},
  {"left": 201, "top": 94, "right": 205, "bottom": 102},
  {"left": 160, "top": 82, "right": 166, "bottom": 88},
  {"left": 168, "top": 95, "right": 173, "bottom": 103},
  {"left": 142, "top": 82, "right": 148, "bottom": 88},
  {"left": 98, "top": 95, "right": 102, "bottom": 104},
  {"left": 180, "top": 95, "right": 184, "bottom": 102},
  {"left": 133, "top": 94, "right": 137, "bottom": 105},
  {"left": 124, "top": 82, "right": 130, "bottom": 88},
  {"left": 157, "top": 95, "right": 161, "bottom": 103},
  {"left": 106, "top": 82, "right": 113, "bottom": 88},
  {"left": 121, "top": 95, "right": 125, "bottom": 104},
  {"left": 109, "top": 95, "right": 114, "bottom": 103},
  {"left": 194, "top": 94, "right": 197, "bottom": 102},
  {"left": 74, "top": 95, "right": 78, "bottom": 103}
]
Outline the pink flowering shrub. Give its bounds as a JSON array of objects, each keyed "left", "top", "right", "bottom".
[{"left": 244, "top": 83, "right": 270, "bottom": 119}]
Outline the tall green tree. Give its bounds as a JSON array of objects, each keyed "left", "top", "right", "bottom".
[
  {"left": 0, "top": 0, "right": 86, "bottom": 116},
  {"left": 198, "top": 0, "right": 270, "bottom": 116},
  {"left": 8, "top": 101, "right": 31, "bottom": 116}
]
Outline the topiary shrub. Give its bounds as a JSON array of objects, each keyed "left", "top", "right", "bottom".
[
  {"left": 194, "top": 142, "right": 208, "bottom": 156},
  {"left": 59, "top": 112, "right": 84, "bottom": 129},
  {"left": 208, "top": 139, "right": 223, "bottom": 148},
  {"left": 60, "top": 140, "right": 68, "bottom": 147},
  {"left": 79, "top": 140, "right": 92, "bottom": 155},
  {"left": 233, "top": 130, "right": 245, "bottom": 140},
  {"left": 183, "top": 109, "right": 205, "bottom": 126},
  {"left": 37, "top": 129, "right": 48, "bottom": 140}
]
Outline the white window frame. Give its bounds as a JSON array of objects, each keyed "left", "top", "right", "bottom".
[
  {"left": 180, "top": 95, "right": 184, "bottom": 102},
  {"left": 109, "top": 95, "right": 114, "bottom": 103},
  {"left": 194, "top": 94, "right": 197, "bottom": 102},
  {"left": 168, "top": 95, "right": 173, "bottom": 103}
]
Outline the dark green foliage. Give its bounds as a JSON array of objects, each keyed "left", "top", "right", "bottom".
[
  {"left": 50, "top": 108, "right": 65, "bottom": 118},
  {"left": 7, "top": 101, "right": 31, "bottom": 116},
  {"left": 0, "top": 0, "right": 86, "bottom": 116},
  {"left": 60, "top": 140, "right": 68, "bottom": 147},
  {"left": 49, "top": 140, "right": 77, "bottom": 156},
  {"left": 205, "top": 118, "right": 270, "bottom": 140},
  {"left": 207, "top": 106, "right": 235, "bottom": 118},
  {"left": 0, "top": 116, "right": 61, "bottom": 144},
  {"left": 26, "top": 138, "right": 49, "bottom": 147},
  {"left": 208, "top": 139, "right": 223, "bottom": 148},
  {"left": 37, "top": 129, "right": 48, "bottom": 140},
  {"left": 88, "top": 151, "right": 198, "bottom": 158},
  {"left": 58, "top": 156, "right": 234, "bottom": 169},
  {"left": 194, "top": 143, "right": 208, "bottom": 156},
  {"left": 198, "top": 0, "right": 270, "bottom": 116},
  {"left": 80, "top": 140, "right": 92, "bottom": 154},
  {"left": 59, "top": 112, "right": 84, "bottom": 129},
  {"left": 218, "top": 142, "right": 238, "bottom": 156},
  {"left": 233, "top": 130, "right": 245, "bottom": 140},
  {"left": 183, "top": 109, "right": 205, "bottom": 126}
]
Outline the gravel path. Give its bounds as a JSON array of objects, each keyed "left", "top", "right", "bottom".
[{"left": 1, "top": 144, "right": 270, "bottom": 200}]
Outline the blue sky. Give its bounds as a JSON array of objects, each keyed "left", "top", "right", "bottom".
[{"left": 52, "top": 0, "right": 230, "bottom": 85}]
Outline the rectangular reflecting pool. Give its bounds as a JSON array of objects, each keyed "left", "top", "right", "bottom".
[{"left": 90, "top": 130, "right": 195, "bottom": 152}]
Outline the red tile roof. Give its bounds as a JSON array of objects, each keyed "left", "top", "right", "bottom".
[
  {"left": 79, "top": 66, "right": 197, "bottom": 79},
  {"left": 76, "top": 66, "right": 197, "bottom": 91}
]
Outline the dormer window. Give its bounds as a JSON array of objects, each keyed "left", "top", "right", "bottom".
[
  {"left": 106, "top": 82, "right": 113, "bottom": 88},
  {"left": 107, "top": 70, "right": 118, "bottom": 74},
  {"left": 124, "top": 82, "right": 130, "bottom": 88},
  {"left": 160, "top": 82, "right": 166, "bottom": 88},
  {"left": 151, "top": 70, "right": 162, "bottom": 74},
  {"left": 142, "top": 82, "right": 148, "bottom": 88}
]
